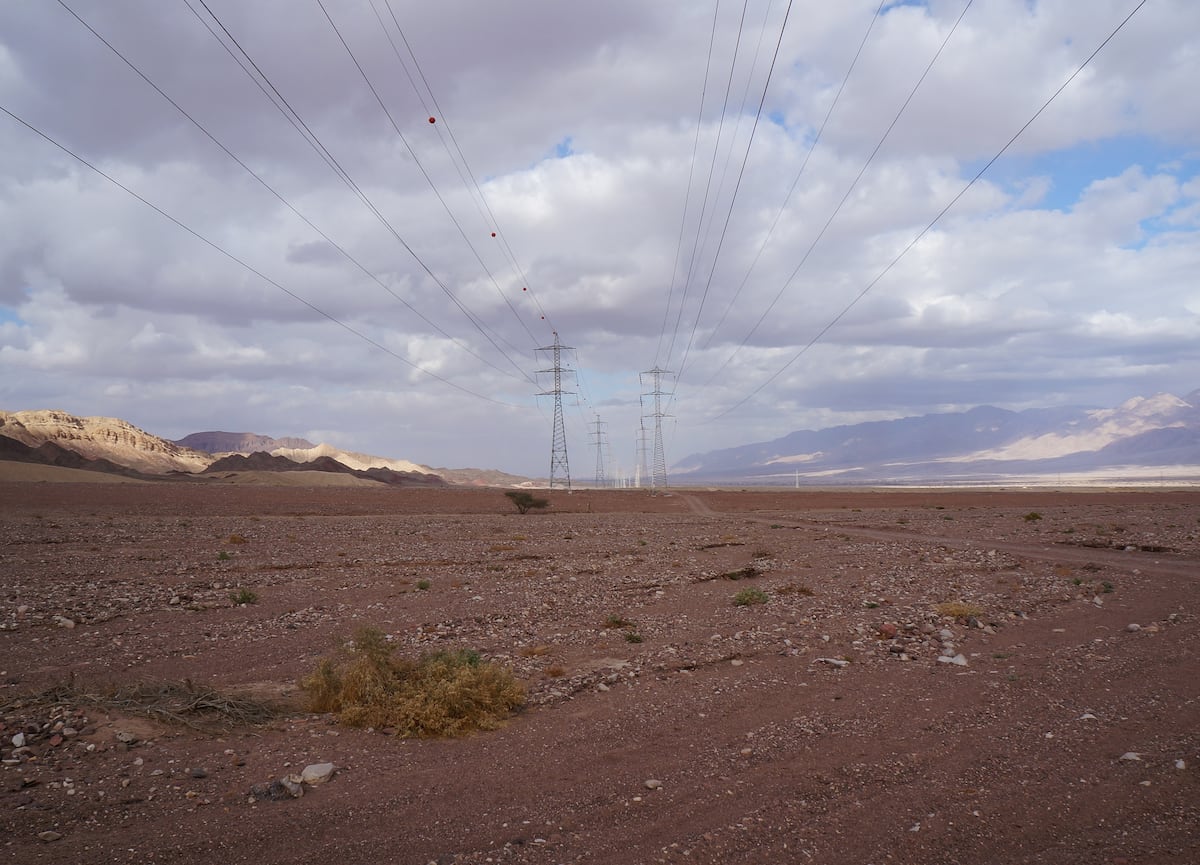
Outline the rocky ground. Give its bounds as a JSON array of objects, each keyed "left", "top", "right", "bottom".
[{"left": 1, "top": 481, "right": 1197, "bottom": 864}]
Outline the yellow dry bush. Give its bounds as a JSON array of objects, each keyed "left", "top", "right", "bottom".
[
  {"left": 934, "top": 601, "right": 984, "bottom": 620},
  {"left": 300, "top": 628, "right": 524, "bottom": 737}
]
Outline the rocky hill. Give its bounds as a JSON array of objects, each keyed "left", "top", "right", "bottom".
[
  {"left": 204, "top": 452, "right": 445, "bottom": 486},
  {"left": 0, "top": 409, "right": 466, "bottom": 485},
  {"left": 0, "top": 410, "right": 211, "bottom": 473},
  {"left": 173, "top": 431, "right": 316, "bottom": 453}
]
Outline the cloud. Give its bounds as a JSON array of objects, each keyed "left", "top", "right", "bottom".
[{"left": 1, "top": 0, "right": 1198, "bottom": 477}]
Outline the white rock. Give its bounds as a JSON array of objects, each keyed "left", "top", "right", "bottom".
[
  {"left": 937, "top": 654, "right": 968, "bottom": 667},
  {"left": 813, "top": 658, "right": 849, "bottom": 668},
  {"left": 1175, "top": 759, "right": 1186, "bottom": 770},
  {"left": 1126, "top": 623, "right": 1141, "bottom": 632},
  {"left": 301, "top": 763, "right": 336, "bottom": 785},
  {"left": 1119, "top": 752, "right": 1142, "bottom": 762},
  {"left": 11, "top": 733, "right": 25, "bottom": 748},
  {"left": 644, "top": 779, "right": 663, "bottom": 790}
]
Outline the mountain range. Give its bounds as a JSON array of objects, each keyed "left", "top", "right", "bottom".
[
  {"left": 675, "top": 390, "right": 1200, "bottom": 485},
  {"left": 3, "top": 389, "right": 1198, "bottom": 487},
  {"left": 0, "top": 410, "right": 502, "bottom": 486}
]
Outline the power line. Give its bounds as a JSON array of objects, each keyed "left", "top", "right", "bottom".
[
  {"left": 314, "top": 0, "right": 538, "bottom": 361},
  {"left": 672, "top": 0, "right": 796, "bottom": 383},
  {"left": 662, "top": 0, "right": 753, "bottom": 371},
  {"left": 58, "top": 0, "right": 532, "bottom": 387},
  {"left": 655, "top": 0, "right": 723, "bottom": 370},
  {"left": 375, "top": 0, "right": 554, "bottom": 335},
  {"left": 702, "top": 0, "right": 887, "bottom": 354},
  {"left": 0, "top": 103, "right": 519, "bottom": 409},
  {"left": 711, "top": 0, "right": 1150, "bottom": 421},
  {"left": 705, "top": 0, "right": 973, "bottom": 385}
]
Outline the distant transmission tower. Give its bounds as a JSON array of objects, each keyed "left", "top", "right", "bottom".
[
  {"left": 589, "top": 415, "right": 608, "bottom": 488},
  {"left": 640, "top": 366, "right": 673, "bottom": 491},
  {"left": 635, "top": 417, "right": 650, "bottom": 488},
  {"left": 535, "top": 332, "right": 574, "bottom": 489}
]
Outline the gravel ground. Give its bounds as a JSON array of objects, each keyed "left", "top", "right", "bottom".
[{"left": 1, "top": 482, "right": 1198, "bottom": 864}]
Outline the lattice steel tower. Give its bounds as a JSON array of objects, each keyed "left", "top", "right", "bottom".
[
  {"left": 640, "top": 366, "right": 673, "bottom": 491},
  {"left": 536, "top": 332, "right": 574, "bottom": 489},
  {"left": 589, "top": 415, "right": 608, "bottom": 488}
]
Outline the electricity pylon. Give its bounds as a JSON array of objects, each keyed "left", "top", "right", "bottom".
[
  {"left": 640, "top": 366, "right": 672, "bottom": 491},
  {"left": 589, "top": 415, "right": 608, "bottom": 488},
  {"left": 535, "top": 332, "right": 574, "bottom": 489}
]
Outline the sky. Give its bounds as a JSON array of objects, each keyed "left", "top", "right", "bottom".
[{"left": 1, "top": 0, "right": 1198, "bottom": 479}]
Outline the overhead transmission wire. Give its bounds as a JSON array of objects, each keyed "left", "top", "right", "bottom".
[
  {"left": 0, "top": 104, "right": 517, "bottom": 408},
  {"left": 711, "top": 0, "right": 1150, "bottom": 420},
  {"left": 705, "top": 0, "right": 972, "bottom": 385},
  {"left": 661, "top": 0, "right": 753, "bottom": 371},
  {"left": 702, "top": 0, "right": 887, "bottom": 353},
  {"left": 654, "top": 0, "right": 722, "bottom": 370},
  {"left": 59, "top": 0, "right": 532, "bottom": 388},
  {"left": 374, "top": 0, "right": 553, "bottom": 333},
  {"left": 671, "top": 0, "right": 796, "bottom": 385},
  {"left": 180, "top": 0, "right": 527, "bottom": 384},
  {"left": 313, "top": 0, "right": 540, "bottom": 360}
]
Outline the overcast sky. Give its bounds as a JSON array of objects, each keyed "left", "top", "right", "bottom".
[{"left": 2, "top": 0, "right": 1197, "bottom": 478}]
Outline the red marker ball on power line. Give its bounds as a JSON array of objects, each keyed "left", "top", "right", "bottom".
[
  {"left": 428, "top": 116, "right": 436, "bottom": 124},
  {"left": 490, "top": 232, "right": 496, "bottom": 237},
  {"left": 522, "top": 287, "right": 527, "bottom": 291}
]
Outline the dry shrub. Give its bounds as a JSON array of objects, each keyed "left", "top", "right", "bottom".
[
  {"left": 934, "top": 601, "right": 983, "bottom": 619},
  {"left": 301, "top": 628, "right": 524, "bottom": 737},
  {"left": 9, "top": 680, "right": 280, "bottom": 732},
  {"left": 518, "top": 644, "right": 552, "bottom": 657},
  {"left": 776, "top": 583, "right": 815, "bottom": 597}
]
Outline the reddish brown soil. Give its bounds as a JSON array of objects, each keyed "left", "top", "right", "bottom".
[{"left": 2, "top": 482, "right": 1198, "bottom": 864}]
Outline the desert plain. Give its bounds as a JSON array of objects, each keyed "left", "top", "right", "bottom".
[{"left": 1, "top": 469, "right": 1198, "bottom": 864}]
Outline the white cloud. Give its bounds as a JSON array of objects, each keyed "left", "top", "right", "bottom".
[{"left": 1, "top": 0, "right": 1198, "bottom": 477}]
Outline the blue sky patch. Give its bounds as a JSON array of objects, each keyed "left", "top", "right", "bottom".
[
  {"left": 971, "top": 135, "right": 1193, "bottom": 212},
  {"left": 0, "top": 306, "right": 25, "bottom": 327}
]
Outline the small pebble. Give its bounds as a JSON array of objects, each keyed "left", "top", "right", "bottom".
[{"left": 644, "top": 779, "right": 662, "bottom": 790}]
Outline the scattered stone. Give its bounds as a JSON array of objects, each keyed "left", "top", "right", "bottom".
[
  {"left": 115, "top": 731, "right": 138, "bottom": 745},
  {"left": 250, "top": 777, "right": 304, "bottom": 802},
  {"left": 644, "top": 779, "right": 663, "bottom": 790},
  {"left": 936, "top": 653, "right": 968, "bottom": 667},
  {"left": 301, "top": 763, "right": 336, "bottom": 785},
  {"left": 1119, "top": 752, "right": 1142, "bottom": 762},
  {"left": 878, "top": 622, "right": 898, "bottom": 640},
  {"left": 1175, "top": 759, "right": 1186, "bottom": 770},
  {"left": 11, "top": 732, "right": 25, "bottom": 748},
  {"left": 1125, "top": 623, "right": 1141, "bottom": 632},
  {"left": 37, "top": 831, "right": 62, "bottom": 843},
  {"left": 53, "top": 616, "right": 76, "bottom": 629},
  {"left": 1078, "top": 712, "right": 1097, "bottom": 721},
  {"left": 730, "top": 659, "right": 744, "bottom": 667},
  {"left": 813, "top": 658, "right": 849, "bottom": 668},
  {"left": 189, "top": 767, "right": 208, "bottom": 779}
]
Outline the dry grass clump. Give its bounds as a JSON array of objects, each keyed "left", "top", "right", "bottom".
[
  {"left": 301, "top": 628, "right": 524, "bottom": 737},
  {"left": 8, "top": 680, "right": 280, "bottom": 732},
  {"left": 934, "top": 601, "right": 984, "bottom": 620}
]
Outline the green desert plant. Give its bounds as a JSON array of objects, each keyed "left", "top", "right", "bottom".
[
  {"left": 300, "top": 627, "right": 524, "bottom": 738},
  {"left": 504, "top": 491, "right": 549, "bottom": 514},
  {"left": 230, "top": 588, "right": 259, "bottom": 605},
  {"left": 733, "top": 587, "right": 768, "bottom": 607}
]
